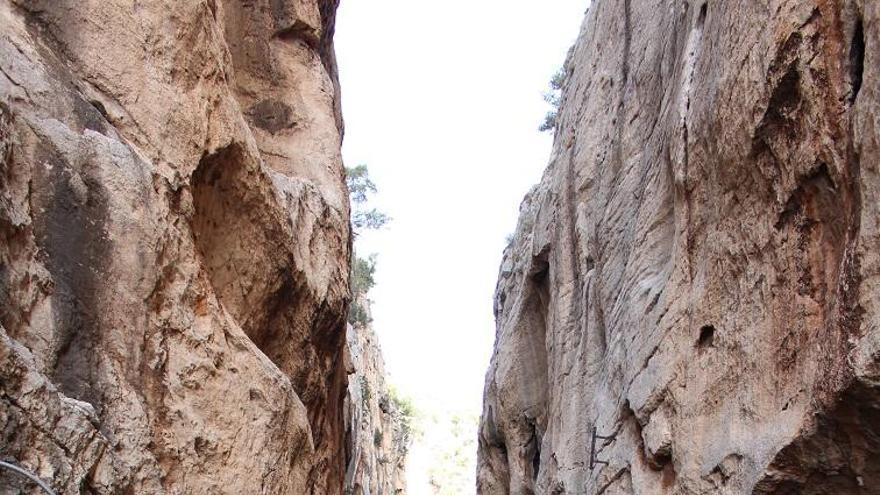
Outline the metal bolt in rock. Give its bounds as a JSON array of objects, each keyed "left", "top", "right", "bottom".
[{"left": 589, "top": 426, "right": 617, "bottom": 470}]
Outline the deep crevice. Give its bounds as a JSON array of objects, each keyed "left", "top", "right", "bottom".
[
  {"left": 697, "top": 325, "right": 715, "bottom": 348},
  {"left": 530, "top": 429, "right": 541, "bottom": 482},
  {"left": 849, "top": 16, "right": 865, "bottom": 105},
  {"left": 766, "top": 66, "right": 802, "bottom": 125}
]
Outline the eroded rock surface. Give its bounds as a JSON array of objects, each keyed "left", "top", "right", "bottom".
[
  {"left": 0, "top": 0, "right": 350, "bottom": 493},
  {"left": 344, "top": 319, "right": 410, "bottom": 495},
  {"left": 479, "top": 1, "right": 880, "bottom": 494}
]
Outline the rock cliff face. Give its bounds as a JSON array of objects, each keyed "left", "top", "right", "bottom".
[
  {"left": 0, "top": 0, "right": 352, "bottom": 493},
  {"left": 478, "top": 1, "right": 880, "bottom": 494},
  {"left": 344, "top": 319, "right": 409, "bottom": 495}
]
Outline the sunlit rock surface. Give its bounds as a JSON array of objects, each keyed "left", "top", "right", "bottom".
[
  {"left": 0, "top": 0, "right": 351, "bottom": 492},
  {"left": 478, "top": 1, "right": 880, "bottom": 493},
  {"left": 344, "top": 319, "right": 410, "bottom": 495}
]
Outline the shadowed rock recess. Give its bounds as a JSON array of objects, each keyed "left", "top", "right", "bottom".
[
  {"left": 479, "top": 1, "right": 880, "bottom": 494},
  {"left": 0, "top": 0, "right": 403, "bottom": 493}
]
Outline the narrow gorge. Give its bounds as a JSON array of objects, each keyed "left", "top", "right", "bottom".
[
  {"left": 0, "top": 0, "right": 407, "bottom": 493},
  {"left": 2, "top": 0, "right": 880, "bottom": 494},
  {"left": 478, "top": 0, "right": 880, "bottom": 494}
]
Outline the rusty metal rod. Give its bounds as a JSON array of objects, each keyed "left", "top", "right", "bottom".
[
  {"left": 589, "top": 425, "right": 616, "bottom": 470},
  {"left": 0, "top": 460, "right": 56, "bottom": 495}
]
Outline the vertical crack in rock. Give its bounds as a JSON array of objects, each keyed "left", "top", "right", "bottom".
[
  {"left": 613, "top": 0, "right": 633, "bottom": 176},
  {"left": 679, "top": 1, "right": 706, "bottom": 178},
  {"left": 848, "top": 15, "right": 865, "bottom": 105}
]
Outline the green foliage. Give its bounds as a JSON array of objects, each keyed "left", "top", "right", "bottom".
[
  {"left": 426, "top": 412, "right": 480, "bottom": 495},
  {"left": 538, "top": 111, "right": 558, "bottom": 133},
  {"left": 351, "top": 254, "right": 377, "bottom": 299},
  {"left": 345, "top": 165, "right": 388, "bottom": 325},
  {"left": 348, "top": 301, "right": 371, "bottom": 327},
  {"left": 387, "top": 385, "right": 420, "bottom": 446},
  {"left": 352, "top": 208, "right": 389, "bottom": 232},
  {"left": 539, "top": 67, "right": 566, "bottom": 132},
  {"left": 349, "top": 254, "right": 376, "bottom": 326},
  {"left": 345, "top": 165, "right": 389, "bottom": 235},
  {"left": 345, "top": 164, "right": 376, "bottom": 203},
  {"left": 549, "top": 67, "right": 566, "bottom": 91}
]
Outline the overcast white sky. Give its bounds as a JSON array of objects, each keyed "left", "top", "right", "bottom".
[{"left": 335, "top": 1, "right": 589, "bottom": 490}]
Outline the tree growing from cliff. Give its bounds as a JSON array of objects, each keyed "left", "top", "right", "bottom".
[
  {"left": 539, "top": 68, "right": 566, "bottom": 132},
  {"left": 346, "top": 164, "right": 389, "bottom": 233},
  {"left": 345, "top": 165, "right": 388, "bottom": 326},
  {"left": 349, "top": 254, "right": 377, "bottom": 326}
]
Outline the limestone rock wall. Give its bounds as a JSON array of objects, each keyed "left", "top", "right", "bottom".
[
  {"left": 0, "top": 0, "right": 351, "bottom": 493},
  {"left": 478, "top": 1, "right": 880, "bottom": 494},
  {"left": 344, "top": 319, "right": 410, "bottom": 495}
]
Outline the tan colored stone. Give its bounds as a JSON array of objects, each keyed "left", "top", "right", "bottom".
[
  {"left": 479, "top": 1, "right": 880, "bottom": 494},
  {"left": 344, "top": 318, "right": 410, "bottom": 495},
  {"left": 0, "top": 0, "right": 350, "bottom": 493}
]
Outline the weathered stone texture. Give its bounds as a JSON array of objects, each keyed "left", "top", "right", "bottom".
[
  {"left": 0, "top": 0, "right": 350, "bottom": 493},
  {"left": 343, "top": 320, "right": 409, "bottom": 495},
  {"left": 478, "top": 1, "right": 880, "bottom": 494}
]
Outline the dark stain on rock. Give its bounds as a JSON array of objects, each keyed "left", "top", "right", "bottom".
[
  {"left": 751, "top": 32, "right": 806, "bottom": 158},
  {"left": 774, "top": 164, "right": 837, "bottom": 231},
  {"left": 276, "top": 19, "right": 320, "bottom": 47},
  {"left": 31, "top": 141, "right": 112, "bottom": 408},
  {"left": 757, "top": 65, "right": 802, "bottom": 143},
  {"left": 71, "top": 93, "right": 108, "bottom": 135},
  {"left": 269, "top": 0, "right": 320, "bottom": 46},
  {"left": 247, "top": 99, "right": 296, "bottom": 134},
  {"left": 705, "top": 453, "right": 741, "bottom": 488},
  {"left": 781, "top": 163, "right": 844, "bottom": 303},
  {"left": 848, "top": 16, "right": 865, "bottom": 105},
  {"left": 753, "top": 381, "right": 880, "bottom": 494}
]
